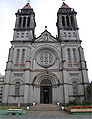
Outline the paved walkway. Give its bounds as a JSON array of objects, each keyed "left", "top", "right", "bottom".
[{"left": 0, "top": 111, "right": 92, "bottom": 119}]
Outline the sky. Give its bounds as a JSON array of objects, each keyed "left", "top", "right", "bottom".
[{"left": 0, "top": 0, "right": 92, "bottom": 82}]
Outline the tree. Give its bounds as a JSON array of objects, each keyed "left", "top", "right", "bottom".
[{"left": 86, "top": 81, "right": 92, "bottom": 104}]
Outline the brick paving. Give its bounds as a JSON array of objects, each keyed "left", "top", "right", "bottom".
[{"left": 0, "top": 111, "right": 92, "bottom": 119}]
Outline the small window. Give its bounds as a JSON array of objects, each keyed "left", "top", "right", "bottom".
[
  {"left": 16, "top": 36, "right": 19, "bottom": 38},
  {"left": 63, "top": 32, "right": 67, "bottom": 37},
  {"left": 73, "top": 32, "right": 76, "bottom": 37},
  {"left": 16, "top": 33, "right": 19, "bottom": 38},
  {"left": 68, "top": 32, "right": 71, "bottom": 37},
  {"left": 67, "top": 48, "right": 71, "bottom": 63},
  {"left": 19, "top": 17, "right": 22, "bottom": 27},
  {"left": 73, "top": 48, "right": 77, "bottom": 63},
  {"left": 23, "top": 17, "right": 26, "bottom": 27},
  {"left": 72, "top": 82, "right": 78, "bottom": 95},
  {"left": 62, "top": 16, "right": 65, "bottom": 27},
  {"left": 21, "top": 36, "right": 24, "bottom": 38},
  {"left": 21, "top": 49, "right": 25, "bottom": 63},
  {"left": 15, "top": 82, "right": 20, "bottom": 95},
  {"left": 66, "top": 16, "right": 70, "bottom": 27},
  {"left": 71, "top": 16, "right": 75, "bottom": 27},
  {"left": 27, "top": 17, "right": 30, "bottom": 27},
  {"left": 16, "top": 49, "right": 20, "bottom": 63}
]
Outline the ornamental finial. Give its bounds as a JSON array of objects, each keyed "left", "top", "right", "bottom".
[{"left": 45, "top": 26, "right": 47, "bottom": 30}]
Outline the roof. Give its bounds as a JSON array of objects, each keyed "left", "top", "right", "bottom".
[
  {"left": 22, "top": 3, "right": 31, "bottom": 9},
  {"left": 61, "top": 2, "right": 70, "bottom": 8}
]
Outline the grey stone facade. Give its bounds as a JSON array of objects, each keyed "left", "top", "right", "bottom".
[
  {"left": 2, "top": 2, "right": 89, "bottom": 106},
  {"left": 0, "top": 73, "right": 4, "bottom": 105}
]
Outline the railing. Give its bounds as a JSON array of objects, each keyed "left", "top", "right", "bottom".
[{"left": 7, "top": 109, "right": 23, "bottom": 115}]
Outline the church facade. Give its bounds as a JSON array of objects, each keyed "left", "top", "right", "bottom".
[{"left": 2, "top": 2, "right": 89, "bottom": 105}]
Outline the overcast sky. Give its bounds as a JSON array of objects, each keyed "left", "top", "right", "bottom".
[{"left": 0, "top": 0, "right": 92, "bottom": 82}]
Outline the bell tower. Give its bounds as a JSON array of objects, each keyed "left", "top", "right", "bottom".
[
  {"left": 56, "top": 2, "right": 79, "bottom": 41},
  {"left": 13, "top": 3, "right": 36, "bottom": 41}
]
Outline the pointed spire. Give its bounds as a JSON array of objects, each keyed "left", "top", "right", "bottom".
[
  {"left": 22, "top": 3, "right": 31, "bottom": 9},
  {"left": 61, "top": 2, "right": 70, "bottom": 8}
]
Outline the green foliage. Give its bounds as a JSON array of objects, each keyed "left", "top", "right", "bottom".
[
  {"left": 86, "top": 81, "right": 92, "bottom": 104},
  {"left": 69, "top": 100, "right": 78, "bottom": 106},
  {"left": 86, "top": 81, "right": 92, "bottom": 94},
  {"left": 82, "top": 100, "right": 91, "bottom": 105},
  {"left": 0, "top": 106, "right": 26, "bottom": 110}
]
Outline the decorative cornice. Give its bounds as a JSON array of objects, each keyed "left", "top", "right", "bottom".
[{"left": 5, "top": 67, "right": 88, "bottom": 72}]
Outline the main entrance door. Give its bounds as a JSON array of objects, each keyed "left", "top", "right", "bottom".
[{"left": 40, "top": 79, "right": 52, "bottom": 104}]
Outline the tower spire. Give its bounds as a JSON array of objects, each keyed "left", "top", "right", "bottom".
[{"left": 27, "top": 0, "right": 30, "bottom": 3}]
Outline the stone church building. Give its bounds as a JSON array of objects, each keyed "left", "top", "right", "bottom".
[{"left": 2, "top": 2, "right": 89, "bottom": 105}]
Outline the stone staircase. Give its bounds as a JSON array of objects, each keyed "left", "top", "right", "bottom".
[{"left": 29, "top": 104, "right": 61, "bottom": 111}]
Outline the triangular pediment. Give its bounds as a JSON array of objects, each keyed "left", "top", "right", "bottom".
[{"left": 35, "top": 30, "right": 58, "bottom": 42}]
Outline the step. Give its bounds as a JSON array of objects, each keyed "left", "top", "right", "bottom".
[{"left": 30, "top": 104, "right": 61, "bottom": 111}]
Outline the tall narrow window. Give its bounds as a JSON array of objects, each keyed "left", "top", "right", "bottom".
[
  {"left": 71, "top": 16, "right": 75, "bottom": 27},
  {"left": 15, "top": 82, "right": 20, "bottom": 95},
  {"left": 67, "top": 48, "right": 71, "bottom": 63},
  {"left": 23, "top": 17, "right": 26, "bottom": 27},
  {"left": 66, "top": 16, "right": 70, "bottom": 27},
  {"left": 27, "top": 17, "right": 30, "bottom": 27},
  {"left": 16, "top": 49, "right": 20, "bottom": 63},
  {"left": 21, "top": 49, "right": 25, "bottom": 63},
  {"left": 73, "top": 48, "right": 77, "bottom": 63},
  {"left": 62, "top": 16, "right": 65, "bottom": 27},
  {"left": 19, "top": 17, "right": 22, "bottom": 27},
  {"left": 72, "top": 81, "right": 78, "bottom": 95}
]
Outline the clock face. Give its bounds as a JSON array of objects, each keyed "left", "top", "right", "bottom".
[{"left": 36, "top": 49, "right": 56, "bottom": 68}]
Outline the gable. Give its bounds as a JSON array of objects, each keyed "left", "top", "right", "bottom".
[{"left": 35, "top": 30, "right": 58, "bottom": 42}]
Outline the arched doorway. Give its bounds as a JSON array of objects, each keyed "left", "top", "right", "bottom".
[{"left": 40, "top": 79, "right": 52, "bottom": 104}]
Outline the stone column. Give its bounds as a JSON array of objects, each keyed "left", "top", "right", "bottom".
[
  {"left": 78, "top": 47, "right": 89, "bottom": 100},
  {"left": 62, "top": 46, "right": 69, "bottom": 103},
  {"left": 21, "top": 17, "right": 24, "bottom": 27},
  {"left": 24, "top": 61, "right": 30, "bottom": 104},
  {"left": 64, "top": 16, "right": 67, "bottom": 28},
  {"left": 74, "top": 15, "right": 77, "bottom": 28},
  {"left": 24, "top": 47, "right": 31, "bottom": 104},
  {"left": 25, "top": 17, "right": 28, "bottom": 27},
  {"left": 2, "top": 70, "right": 11, "bottom": 104},
  {"left": 69, "top": 16, "right": 72, "bottom": 28},
  {"left": 2, "top": 47, "right": 14, "bottom": 104}
]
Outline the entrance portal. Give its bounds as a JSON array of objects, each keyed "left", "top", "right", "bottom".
[{"left": 40, "top": 79, "right": 52, "bottom": 104}]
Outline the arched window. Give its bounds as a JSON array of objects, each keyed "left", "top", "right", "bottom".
[
  {"left": 67, "top": 48, "right": 71, "bottom": 63},
  {"left": 72, "top": 81, "right": 78, "bottom": 95},
  {"left": 15, "top": 82, "right": 20, "bottom": 95},
  {"left": 19, "top": 17, "right": 22, "bottom": 27},
  {"left": 66, "top": 16, "right": 70, "bottom": 27},
  {"left": 71, "top": 16, "right": 75, "bottom": 27},
  {"left": 16, "top": 49, "right": 20, "bottom": 63},
  {"left": 27, "top": 17, "right": 30, "bottom": 27},
  {"left": 21, "top": 49, "right": 25, "bottom": 63},
  {"left": 23, "top": 17, "right": 26, "bottom": 27},
  {"left": 73, "top": 48, "right": 77, "bottom": 63},
  {"left": 62, "top": 16, "right": 65, "bottom": 27}
]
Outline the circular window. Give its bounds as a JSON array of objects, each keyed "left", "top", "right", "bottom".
[{"left": 36, "top": 49, "right": 56, "bottom": 67}]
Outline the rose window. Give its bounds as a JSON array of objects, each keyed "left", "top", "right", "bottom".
[{"left": 36, "top": 49, "right": 56, "bottom": 67}]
